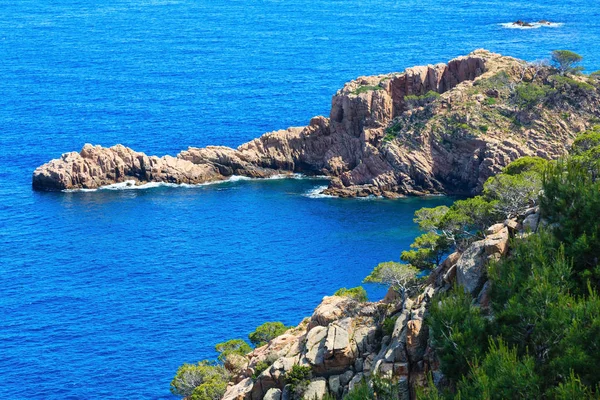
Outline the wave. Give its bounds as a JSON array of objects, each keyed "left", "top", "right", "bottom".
[
  {"left": 303, "top": 185, "right": 334, "bottom": 199},
  {"left": 500, "top": 22, "right": 564, "bottom": 30},
  {"left": 63, "top": 174, "right": 331, "bottom": 193}
]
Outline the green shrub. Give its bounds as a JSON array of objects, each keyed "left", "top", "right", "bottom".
[
  {"left": 413, "top": 196, "right": 498, "bottom": 252},
  {"left": 483, "top": 170, "right": 542, "bottom": 218},
  {"left": 550, "top": 75, "right": 595, "bottom": 92},
  {"left": 252, "top": 360, "right": 270, "bottom": 379},
  {"left": 364, "top": 262, "right": 420, "bottom": 302},
  {"left": 474, "top": 71, "right": 511, "bottom": 90},
  {"left": 551, "top": 371, "right": 599, "bottom": 399},
  {"left": 333, "top": 286, "right": 368, "bottom": 302},
  {"left": 541, "top": 160, "right": 600, "bottom": 287},
  {"left": 352, "top": 85, "right": 383, "bottom": 95},
  {"left": 171, "top": 361, "right": 230, "bottom": 400},
  {"left": 428, "top": 290, "right": 490, "bottom": 381},
  {"left": 248, "top": 322, "right": 292, "bottom": 347},
  {"left": 514, "top": 82, "right": 552, "bottom": 109},
  {"left": 345, "top": 378, "right": 373, "bottom": 400},
  {"left": 285, "top": 365, "right": 312, "bottom": 395},
  {"left": 485, "top": 97, "right": 497, "bottom": 105},
  {"left": 405, "top": 90, "right": 441, "bottom": 109},
  {"left": 214, "top": 339, "right": 252, "bottom": 363},
  {"left": 502, "top": 156, "right": 549, "bottom": 176},
  {"left": 479, "top": 124, "right": 489, "bottom": 132},
  {"left": 455, "top": 339, "right": 540, "bottom": 400},
  {"left": 382, "top": 316, "right": 397, "bottom": 337}
]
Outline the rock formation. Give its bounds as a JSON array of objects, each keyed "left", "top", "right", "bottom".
[
  {"left": 32, "top": 50, "right": 600, "bottom": 196},
  {"left": 216, "top": 207, "right": 539, "bottom": 400}
]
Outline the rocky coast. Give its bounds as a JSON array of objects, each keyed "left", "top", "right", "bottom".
[{"left": 32, "top": 50, "right": 598, "bottom": 197}]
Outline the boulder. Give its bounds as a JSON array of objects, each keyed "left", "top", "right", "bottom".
[
  {"left": 264, "top": 388, "right": 282, "bottom": 400},
  {"left": 484, "top": 226, "right": 510, "bottom": 257},
  {"left": 303, "top": 378, "right": 327, "bottom": 400},
  {"left": 456, "top": 240, "right": 488, "bottom": 294},
  {"left": 406, "top": 320, "right": 428, "bottom": 362},
  {"left": 328, "top": 375, "right": 341, "bottom": 397},
  {"left": 522, "top": 212, "right": 540, "bottom": 232},
  {"left": 223, "top": 378, "right": 253, "bottom": 400},
  {"left": 348, "top": 373, "right": 364, "bottom": 392},
  {"left": 476, "top": 281, "right": 492, "bottom": 311}
]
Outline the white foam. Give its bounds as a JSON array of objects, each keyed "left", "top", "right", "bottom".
[
  {"left": 501, "top": 22, "right": 563, "bottom": 30},
  {"left": 62, "top": 174, "right": 331, "bottom": 193},
  {"left": 304, "top": 185, "right": 335, "bottom": 199}
]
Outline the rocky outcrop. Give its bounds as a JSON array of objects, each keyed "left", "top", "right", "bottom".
[
  {"left": 33, "top": 50, "right": 599, "bottom": 195},
  {"left": 218, "top": 206, "right": 544, "bottom": 400}
]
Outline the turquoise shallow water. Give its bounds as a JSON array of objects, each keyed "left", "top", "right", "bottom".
[{"left": 1, "top": 0, "right": 600, "bottom": 398}]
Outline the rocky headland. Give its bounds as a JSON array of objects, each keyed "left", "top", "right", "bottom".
[
  {"left": 219, "top": 208, "right": 539, "bottom": 400},
  {"left": 32, "top": 50, "right": 600, "bottom": 197}
]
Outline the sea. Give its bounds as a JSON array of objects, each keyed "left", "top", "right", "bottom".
[{"left": 1, "top": 0, "right": 599, "bottom": 398}]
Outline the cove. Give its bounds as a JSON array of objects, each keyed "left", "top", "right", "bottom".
[{"left": 3, "top": 178, "right": 451, "bottom": 398}]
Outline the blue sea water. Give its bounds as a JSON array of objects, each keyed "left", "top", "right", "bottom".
[{"left": 1, "top": 0, "right": 600, "bottom": 398}]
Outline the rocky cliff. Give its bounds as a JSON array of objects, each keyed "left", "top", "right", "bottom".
[
  {"left": 219, "top": 208, "right": 541, "bottom": 400},
  {"left": 32, "top": 50, "right": 600, "bottom": 196}
]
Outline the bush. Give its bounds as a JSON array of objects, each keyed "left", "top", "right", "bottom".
[
  {"left": 541, "top": 160, "right": 600, "bottom": 287},
  {"left": 455, "top": 339, "right": 540, "bottom": 400},
  {"left": 413, "top": 197, "right": 498, "bottom": 252},
  {"left": 550, "top": 75, "right": 595, "bottom": 92},
  {"left": 214, "top": 339, "right": 252, "bottom": 363},
  {"left": 251, "top": 360, "right": 270, "bottom": 379},
  {"left": 345, "top": 378, "right": 373, "bottom": 400},
  {"left": 285, "top": 365, "right": 312, "bottom": 396},
  {"left": 333, "top": 286, "right": 368, "bottom": 302},
  {"left": 474, "top": 71, "right": 511, "bottom": 90},
  {"left": 514, "top": 82, "right": 552, "bottom": 109},
  {"left": 352, "top": 85, "right": 383, "bottom": 95},
  {"left": 405, "top": 90, "right": 441, "bottom": 109},
  {"left": 170, "top": 361, "right": 230, "bottom": 400},
  {"left": 502, "top": 156, "right": 549, "bottom": 176},
  {"left": 483, "top": 170, "right": 542, "bottom": 218},
  {"left": 427, "top": 290, "right": 490, "bottom": 381},
  {"left": 382, "top": 316, "right": 397, "bottom": 337},
  {"left": 248, "top": 322, "right": 292, "bottom": 347},
  {"left": 551, "top": 371, "right": 599, "bottom": 399}
]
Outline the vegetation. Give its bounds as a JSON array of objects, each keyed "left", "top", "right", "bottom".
[
  {"left": 333, "top": 286, "right": 368, "bottom": 302},
  {"left": 513, "top": 82, "right": 552, "bottom": 109},
  {"left": 251, "top": 360, "right": 270, "bottom": 379},
  {"left": 170, "top": 361, "right": 230, "bottom": 400},
  {"left": 352, "top": 85, "right": 383, "bottom": 95},
  {"left": 382, "top": 315, "right": 398, "bottom": 337},
  {"left": 214, "top": 339, "right": 252, "bottom": 363},
  {"left": 417, "top": 127, "right": 600, "bottom": 399},
  {"left": 248, "top": 321, "right": 292, "bottom": 347},
  {"left": 405, "top": 90, "right": 441, "bottom": 109},
  {"left": 285, "top": 365, "right": 312, "bottom": 397},
  {"left": 345, "top": 375, "right": 401, "bottom": 400},
  {"left": 551, "top": 50, "right": 583, "bottom": 75},
  {"left": 363, "top": 261, "right": 420, "bottom": 302},
  {"left": 413, "top": 196, "right": 498, "bottom": 251},
  {"left": 400, "top": 232, "right": 450, "bottom": 270}
]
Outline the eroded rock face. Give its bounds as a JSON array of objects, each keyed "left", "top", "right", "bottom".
[{"left": 34, "top": 50, "right": 594, "bottom": 195}]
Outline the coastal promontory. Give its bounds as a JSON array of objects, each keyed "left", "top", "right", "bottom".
[{"left": 32, "top": 50, "right": 600, "bottom": 196}]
